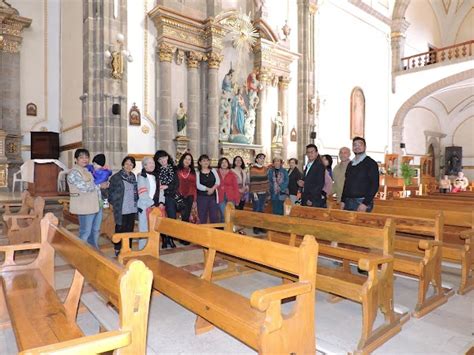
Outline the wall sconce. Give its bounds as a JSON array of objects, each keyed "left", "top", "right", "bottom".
[{"left": 104, "top": 33, "right": 133, "bottom": 80}]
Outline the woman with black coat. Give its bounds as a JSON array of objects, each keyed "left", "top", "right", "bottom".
[
  {"left": 154, "top": 150, "right": 179, "bottom": 249},
  {"left": 287, "top": 158, "right": 303, "bottom": 204}
]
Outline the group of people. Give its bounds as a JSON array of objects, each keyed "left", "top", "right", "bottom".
[
  {"left": 439, "top": 171, "right": 469, "bottom": 193},
  {"left": 67, "top": 136, "right": 379, "bottom": 254}
]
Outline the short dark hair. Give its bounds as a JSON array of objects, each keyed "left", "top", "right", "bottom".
[
  {"left": 217, "top": 157, "right": 231, "bottom": 169},
  {"left": 232, "top": 155, "right": 246, "bottom": 169},
  {"left": 122, "top": 156, "right": 136, "bottom": 169},
  {"left": 74, "top": 148, "right": 90, "bottom": 160},
  {"left": 255, "top": 153, "right": 265, "bottom": 162},
  {"left": 352, "top": 136, "right": 366, "bottom": 146},
  {"left": 306, "top": 144, "right": 318, "bottom": 152},
  {"left": 154, "top": 150, "right": 174, "bottom": 168},
  {"left": 197, "top": 154, "right": 210, "bottom": 171},
  {"left": 288, "top": 158, "right": 298, "bottom": 165},
  {"left": 177, "top": 152, "right": 195, "bottom": 174}
]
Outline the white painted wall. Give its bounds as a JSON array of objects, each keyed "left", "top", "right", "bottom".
[
  {"left": 314, "top": 0, "right": 391, "bottom": 163},
  {"left": 455, "top": 8, "right": 474, "bottom": 44},
  {"left": 453, "top": 116, "right": 474, "bottom": 180},
  {"left": 404, "top": 0, "right": 441, "bottom": 56},
  {"left": 60, "top": 0, "right": 83, "bottom": 144},
  {"left": 127, "top": 0, "right": 156, "bottom": 155},
  {"left": 403, "top": 107, "right": 441, "bottom": 155}
]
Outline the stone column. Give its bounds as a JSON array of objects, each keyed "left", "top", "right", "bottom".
[
  {"left": 256, "top": 68, "right": 271, "bottom": 160},
  {"left": 297, "top": 0, "right": 317, "bottom": 165},
  {"left": 186, "top": 51, "right": 202, "bottom": 157},
  {"left": 83, "top": 0, "right": 128, "bottom": 168},
  {"left": 278, "top": 76, "right": 291, "bottom": 161},
  {"left": 207, "top": 51, "right": 223, "bottom": 162},
  {"left": 0, "top": 4, "right": 32, "bottom": 190},
  {"left": 157, "top": 42, "right": 175, "bottom": 154},
  {"left": 390, "top": 17, "right": 410, "bottom": 92}
]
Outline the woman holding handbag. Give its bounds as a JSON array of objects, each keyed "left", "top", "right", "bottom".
[
  {"left": 217, "top": 157, "right": 240, "bottom": 221},
  {"left": 177, "top": 153, "right": 197, "bottom": 244},
  {"left": 154, "top": 150, "right": 179, "bottom": 249},
  {"left": 232, "top": 156, "right": 249, "bottom": 210},
  {"left": 268, "top": 157, "right": 289, "bottom": 215},
  {"left": 196, "top": 154, "right": 220, "bottom": 224},
  {"left": 137, "top": 156, "right": 156, "bottom": 249}
]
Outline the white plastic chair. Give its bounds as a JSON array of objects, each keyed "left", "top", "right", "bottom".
[
  {"left": 12, "top": 170, "right": 25, "bottom": 193},
  {"left": 57, "top": 169, "right": 70, "bottom": 192}
]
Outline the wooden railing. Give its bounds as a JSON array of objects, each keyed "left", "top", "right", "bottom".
[{"left": 401, "top": 40, "right": 473, "bottom": 71}]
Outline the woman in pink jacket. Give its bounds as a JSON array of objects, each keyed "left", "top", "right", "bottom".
[{"left": 217, "top": 157, "right": 240, "bottom": 222}]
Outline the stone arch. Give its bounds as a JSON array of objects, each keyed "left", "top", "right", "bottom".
[{"left": 392, "top": 68, "right": 474, "bottom": 153}]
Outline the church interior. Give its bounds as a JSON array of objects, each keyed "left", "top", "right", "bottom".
[{"left": 0, "top": 0, "right": 473, "bottom": 354}]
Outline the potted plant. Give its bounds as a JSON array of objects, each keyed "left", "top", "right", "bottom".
[{"left": 400, "top": 162, "right": 416, "bottom": 186}]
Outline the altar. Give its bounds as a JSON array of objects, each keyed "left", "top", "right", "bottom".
[{"left": 21, "top": 159, "right": 67, "bottom": 196}]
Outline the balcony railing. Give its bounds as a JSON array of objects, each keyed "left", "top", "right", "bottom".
[{"left": 401, "top": 40, "right": 473, "bottom": 71}]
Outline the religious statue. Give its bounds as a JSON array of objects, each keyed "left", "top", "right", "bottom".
[
  {"left": 247, "top": 71, "right": 260, "bottom": 109},
  {"left": 254, "top": 0, "right": 267, "bottom": 16},
  {"left": 219, "top": 68, "right": 259, "bottom": 145},
  {"left": 231, "top": 89, "right": 248, "bottom": 136},
  {"left": 176, "top": 102, "right": 187, "bottom": 137},
  {"left": 111, "top": 51, "right": 123, "bottom": 79},
  {"left": 222, "top": 68, "right": 234, "bottom": 94},
  {"left": 453, "top": 171, "right": 469, "bottom": 192},
  {"left": 272, "top": 111, "right": 283, "bottom": 144}
]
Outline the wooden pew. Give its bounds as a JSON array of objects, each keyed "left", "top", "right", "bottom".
[
  {"left": 58, "top": 199, "right": 116, "bottom": 240},
  {"left": 284, "top": 203, "right": 452, "bottom": 317},
  {"left": 373, "top": 201, "right": 474, "bottom": 295},
  {"left": 209, "top": 204, "right": 404, "bottom": 354},
  {"left": 1, "top": 191, "right": 45, "bottom": 244},
  {"left": 113, "top": 209, "right": 319, "bottom": 354},
  {"left": 0, "top": 213, "right": 153, "bottom": 354}
]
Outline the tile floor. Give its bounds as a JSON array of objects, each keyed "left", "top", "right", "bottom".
[{"left": 0, "top": 221, "right": 473, "bottom": 354}]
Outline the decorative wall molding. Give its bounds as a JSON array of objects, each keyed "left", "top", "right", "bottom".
[{"left": 59, "top": 141, "right": 82, "bottom": 152}]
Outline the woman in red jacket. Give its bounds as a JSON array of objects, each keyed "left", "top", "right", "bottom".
[{"left": 217, "top": 157, "right": 240, "bottom": 222}]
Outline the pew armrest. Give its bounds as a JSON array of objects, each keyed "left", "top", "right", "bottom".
[
  {"left": 19, "top": 330, "right": 131, "bottom": 355},
  {"left": 358, "top": 255, "right": 393, "bottom": 271},
  {"left": 0, "top": 243, "right": 43, "bottom": 268},
  {"left": 250, "top": 282, "right": 312, "bottom": 312},
  {"left": 3, "top": 214, "right": 34, "bottom": 222},
  {"left": 418, "top": 240, "right": 442, "bottom": 250},
  {"left": 459, "top": 230, "right": 474, "bottom": 241},
  {"left": 200, "top": 223, "right": 226, "bottom": 229},
  {"left": 112, "top": 232, "right": 156, "bottom": 243}
]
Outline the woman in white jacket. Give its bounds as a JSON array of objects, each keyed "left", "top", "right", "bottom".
[{"left": 137, "top": 156, "right": 156, "bottom": 249}]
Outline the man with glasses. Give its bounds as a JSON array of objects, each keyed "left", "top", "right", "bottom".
[{"left": 341, "top": 137, "right": 379, "bottom": 212}]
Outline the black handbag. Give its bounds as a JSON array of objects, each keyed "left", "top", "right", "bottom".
[{"left": 173, "top": 192, "right": 186, "bottom": 211}]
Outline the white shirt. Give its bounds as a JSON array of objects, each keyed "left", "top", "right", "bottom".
[{"left": 147, "top": 173, "right": 156, "bottom": 200}]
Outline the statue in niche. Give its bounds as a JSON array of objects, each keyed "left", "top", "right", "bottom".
[
  {"left": 219, "top": 67, "right": 260, "bottom": 145},
  {"left": 231, "top": 88, "right": 248, "bottom": 136},
  {"left": 272, "top": 111, "right": 283, "bottom": 144},
  {"left": 176, "top": 102, "right": 187, "bottom": 137},
  {"left": 222, "top": 68, "right": 234, "bottom": 94},
  {"left": 350, "top": 87, "right": 365, "bottom": 139}
]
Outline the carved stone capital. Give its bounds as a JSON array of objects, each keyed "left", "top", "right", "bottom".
[
  {"left": 186, "top": 50, "right": 204, "bottom": 69},
  {"left": 207, "top": 51, "right": 223, "bottom": 69},
  {"left": 309, "top": 2, "right": 318, "bottom": 15},
  {"left": 278, "top": 76, "right": 291, "bottom": 89},
  {"left": 157, "top": 42, "right": 175, "bottom": 62},
  {"left": 257, "top": 67, "right": 272, "bottom": 86}
]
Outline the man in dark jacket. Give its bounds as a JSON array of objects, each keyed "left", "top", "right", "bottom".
[
  {"left": 341, "top": 137, "right": 379, "bottom": 212},
  {"left": 297, "top": 144, "right": 326, "bottom": 208}
]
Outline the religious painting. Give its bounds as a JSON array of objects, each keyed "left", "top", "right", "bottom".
[
  {"left": 129, "top": 103, "right": 141, "bottom": 126},
  {"left": 26, "top": 103, "right": 37, "bottom": 116},
  {"left": 290, "top": 127, "right": 297, "bottom": 142},
  {"left": 445, "top": 146, "right": 462, "bottom": 175},
  {"left": 350, "top": 87, "right": 365, "bottom": 139}
]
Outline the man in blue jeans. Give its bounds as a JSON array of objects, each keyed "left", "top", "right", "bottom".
[{"left": 340, "top": 137, "right": 379, "bottom": 213}]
